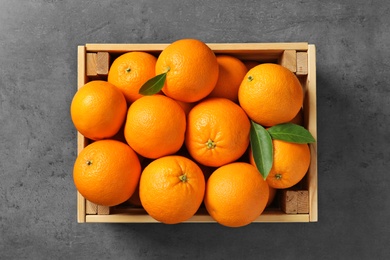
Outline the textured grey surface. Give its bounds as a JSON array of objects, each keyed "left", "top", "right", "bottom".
[{"left": 1, "top": 0, "right": 390, "bottom": 259}]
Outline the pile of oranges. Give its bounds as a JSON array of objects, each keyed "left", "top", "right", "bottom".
[{"left": 70, "top": 38, "right": 312, "bottom": 228}]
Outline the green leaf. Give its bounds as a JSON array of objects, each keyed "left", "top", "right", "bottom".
[
  {"left": 138, "top": 72, "right": 167, "bottom": 95},
  {"left": 250, "top": 121, "right": 273, "bottom": 180},
  {"left": 267, "top": 123, "right": 316, "bottom": 144}
]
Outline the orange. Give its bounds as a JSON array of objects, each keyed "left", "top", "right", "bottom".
[
  {"left": 73, "top": 140, "right": 141, "bottom": 206},
  {"left": 238, "top": 63, "right": 303, "bottom": 126},
  {"left": 108, "top": 52, "right": 157, "bottom": 103},
  {"left": 70, "top": 80, "right": 127, "bottom": 140},
  {"left": 155, "top": 38, "right": 219, "bottom": 102},
  {"left": 250, "top": 139, "right": 311, "bottom": 189},
  {"left": 207, "top": 55, "right": 248, "bottom": 102},
  {"left": 185, "top": 97, "right": 250, "bottom": 167},
  {"left": 267, "top": 140, "right": 311, "bottom": 189},
  {"left": 139, "top": 155, "right": 205, "bottom": 224},
  {"left": 204, "top": 162, "right": 269, "bottom": 227},
  {"left": 124, "top": 95, "right": 186, "bottom": 159}
]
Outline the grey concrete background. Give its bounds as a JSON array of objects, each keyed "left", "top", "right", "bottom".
[{"left": 1, "top": 0, "right": 389, "bottom": 259}]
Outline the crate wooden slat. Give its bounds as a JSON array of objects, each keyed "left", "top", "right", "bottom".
[
  {"left": 279, "top": 50, "right": 297, "bottom": 73},
  {"left": 281, "top": 190, "right": 309, "bottom": 214},
  {"left": 96, "top": 52, "right": 110, "bottom": 76},
  {"left": 76, "top": 43, "right": 317, "bottom": 223},
  {"left": 305, "top": 44, "right": 317, "bottom": 222},
  {"left": 297, "top": 51, "right": 309, "bottom": 75},
  {"left": 86, "top": 53, "right": 97, "bottom": 77},
  {"left": 85, "top": 209, "right": 310, "bottom": 223},
  {"left": 281, "top": 190, "right": 298, "bottom": 214},
  {"left": 297, "top": 190, "right": 309, "bottom": 214},
  {"left": 97, "top": 205, "right": 110, "bottom": 215},
  {"left": 86, "top": 201, "right": 98, "bottom": 214},
  {"left": 76, "top": 46, "right": 87, "bottom": 223},
  {"left": 85, "top": 42, "right": 308, "bottom": 52}
]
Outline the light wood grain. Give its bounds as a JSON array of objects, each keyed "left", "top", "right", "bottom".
[
  {"left": 281, "top": 190, "right": 298, "bottom": 214},
  {"left": 306, "top": 44, "right": 318, "bottom": 222},
  {"left": 297, "top": 190, "right": 309, "bottom": 214},
  {"left": 76, "top": 46, "right": 86, "bottom": 223},
  {"left": 97, "top": 205, "right": 110, "bottom": 215},
  {"left": 297, "top": 51, "right": 308, "bottom": 75},
  {"left": 279, "top": 50, "right": 297, "bottom": 72},
  {"left": 96, "top": 52, "right": 110, "bottom": 76},
  {"left": 77, "top": 46, "right": 87, "bottom": 89},
  {"left": 85, "top": 210, "right": 310, "bottom": 223},
  {"left": 85, "top": 42, "right": 308, "bottom": 52},
  {"left": 86, "top": 200, "right": 98, "bottom": 214},
  {"left": 86, "top": 53, "right": 97, "bottom": 77}
]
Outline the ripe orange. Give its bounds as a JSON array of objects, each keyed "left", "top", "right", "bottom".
[
  {"left": 204, "top": 162, "right": 269, "bottom": 227},
  {"left": 139, "top": 155, "right": 205, "bottom": 224},
  {"left": 185, "top": 97, "right": 250, "bottom": 167},
  {"left": 124, "top": 95, "right": 186, "bottom": 159},
  {"left": 250, "top": 139, "right": 311, "bottom": 189},
  {"left": 155, "top": 38, "right": 219, "bottom": 102},
  {"left": 238, "top": 63, "right": 303, "bottom": 126},
  {"left": 70, "top": 80, "right": 127, "bottom": 140},
  {"left": 108, "top": 52, "right": 157, "bottom": 103},
  {"left": 73, "top": 140, "right": 141, "bottom": 206},
  {"left": 207, "top": 55, "right": 248, "bottom": 102}
]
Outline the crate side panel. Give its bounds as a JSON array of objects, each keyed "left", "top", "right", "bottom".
[
  {"left": 76, "top": 46, "right": 87, "bottom": 223},
  {"left": 85, "top": 211, "right": 310, "bottom": 223},
  {"left": 305, "top": 44, "right": 318, "bottom": 222},
  {"left": 85, "top": 43, "right": 170, "bottom": 53}
]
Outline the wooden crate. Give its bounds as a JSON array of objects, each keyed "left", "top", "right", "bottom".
[{"left": 76, "top": 42, "right": 317, "bottom": 223}]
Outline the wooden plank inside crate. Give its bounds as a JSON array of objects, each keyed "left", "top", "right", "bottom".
[
  {"left": 279, "top": 50, "right": 297, "bottom": 73},
  {"left": 281, "top": 190, "right": 298, "bottom": 214},
  {"left": 97, "top": 205, "right": 110, "bottom": 215},
  {"left": 297, "top": 190, "right": 309, "bottom": 214},
  {"left": 86, "top": 53, "right": 97, "bottom": 77},
  {"left": 86, "top": 52, "right": 111, "bottom": 78},
  {"left": 86, "top": 200, "right": 98, "bottom": 214},
  {"left": 297, "top": 51, "right": 308, "bottom": 75},
  {"left": 96, "top": 52, "right": 110, "bottom": 75},
  {"left": 281, "top": 190, "right": 309, "bottom": 214}
]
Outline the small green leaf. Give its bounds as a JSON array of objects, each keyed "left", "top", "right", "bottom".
[
  {"left": 138, "top": 72, "right": 167, "bottom": 95},
  {"left": 250, "top": 121, "right": 273, "bottom": 180},
  {"left": 267, "top": 123, "right": 316, "bottom": 144}
]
